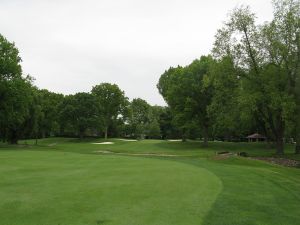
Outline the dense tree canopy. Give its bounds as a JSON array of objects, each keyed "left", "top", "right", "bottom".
[
  {"left": 212, "top": 0, "right": 299, "bottom": 154},
  {"left": 158, "top": 56, "right": 214, "bottom": 144},
  {"left": 0, "top": 34, "right": 34, "bottom": 144},
  {"left": 91, "top": 83, "right": 128, "bottom": 139},
  {"left": 0, "top": 0, "right": 298, "bottom": 156}
]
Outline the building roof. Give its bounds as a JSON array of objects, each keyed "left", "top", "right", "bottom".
[{"left": 246, "top": 133, "right": 266, "bottom": 139}]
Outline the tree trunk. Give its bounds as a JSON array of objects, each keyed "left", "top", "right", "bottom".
[
  {"left": 296, "top": 143, "right": 300, "bottom": 154},
  {"left": 275, "top": 137, "right": 284, "bottom": 155},
  {"left": 295, "top": 132, "right": 300, "bottom": 154},
  {"left": 79, "top": 132, "right": 84, "bottom": 140},
  {"left": 42, "top": 130, "right": 46, "bottom": 139},
  {"left": 104, "top": 127, "right": 108, "bottom": 140},
  {"left": 203, "top": 125, "right": 208, "bottom": 147},
  {"left": 9, "top": 129, "right": 18, "bottom": 145},
  {"left": 294, "top": 99, "right": 300, "bottom": 154}
]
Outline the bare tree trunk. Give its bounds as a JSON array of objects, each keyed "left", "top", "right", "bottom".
[
  {"left": 181, "top": 128, "right": 187, "bottom": 142},
  {"left": 296, "top": 138, "right": 300, "bottom": 154},
  {"left": 203, "top": 125, "right": 208, "bottom": 147},
  {"left": 275, "top": 137, "right": 284, "bottom": 155},
  {"left": 104, "top": 127, "right": 108, "bottom": 140},
  {"left": 79, "top": 132, "right": 84, "bottom": 140},
  {"left": 295, "top": 119, "right": 300, "bottom": 154},
  {"left": 9, "top": 130, "right": 18, "bottom": 145},
  {"left": 41, "top": 129, "right": 45, "bottom": 139},
  {"left": 294, "top": 88, "right": 300, "bottom": 154}
]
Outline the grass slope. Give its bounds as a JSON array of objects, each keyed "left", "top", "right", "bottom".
[{"left": 1, "top": 138, "right": 300, "bottom": 225}]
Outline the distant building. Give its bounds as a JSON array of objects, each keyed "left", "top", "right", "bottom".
[{"left": 247, "top": 133, "right": 266, "bottom": 142}]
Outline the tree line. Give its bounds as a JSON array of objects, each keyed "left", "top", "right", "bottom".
[
  {"left": 0, "top": 0, "right": 299, "bottom": 156},
  {"left": 0, "top": 42, "right": 180, "bottom": 144},
  {"left": 0, "top": 29, "right": 184, "bottom": 143},
  {"left": 158, "top": 0, "right": 300, "bottom": 155}
]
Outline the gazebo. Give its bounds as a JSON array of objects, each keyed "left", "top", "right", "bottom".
[{"left": 247, "top": 133, "right": 266, "bottom": 142}]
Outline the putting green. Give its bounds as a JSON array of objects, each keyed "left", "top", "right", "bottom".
[{"left": 0, "top": 150, "right": 222, "bottom": 225}]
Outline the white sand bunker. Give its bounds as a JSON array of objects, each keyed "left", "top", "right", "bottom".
[
  {"left": 167, "top": 139, "right": 181, "bottom": 142},
  {"left": 94, "top": 150, "right": 113, "bottom": 153},
  {"left": 92, "top": 142, "right": 114, "bottom": 145},
  {"left": 47, "top": 143, "right": 57, "bottom": 146},
  {"left": 93, "top": 150, "right": 183, "bottom": 157},
  {"left": 116, "top": 139, "right": 137, "bottom": 142}
]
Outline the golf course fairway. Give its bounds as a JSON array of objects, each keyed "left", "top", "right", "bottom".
[
  {"left": 0, "top": 150, "right": 221, "bottom": 225},
  {"left": 1, "top": 139, "right": 300, "bottom": 225}
]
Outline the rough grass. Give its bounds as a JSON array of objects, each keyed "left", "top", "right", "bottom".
[{"left": 1, "top": 138, "right": 300, "bottom": 225}]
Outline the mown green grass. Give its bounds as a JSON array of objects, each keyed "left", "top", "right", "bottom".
[
  {"left": 1, "top": 138, "right": 300, "bottom": 225},
  {"left": 0, "top": 150, "right": 221, "bottom": 225},
  {"left": 17, "top": 137, "right": 299, "bottom": 159}
]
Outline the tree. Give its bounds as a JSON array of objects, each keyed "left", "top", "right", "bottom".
[
  {"left": 37, "top": 89, "right": 63, "bottom": 137},
  {"left": 146, "top": 105, "right": 164, "bottom": 138},
  {"left": 146, "top": 119, "right": 161, "bottom": 138},
  {"left": 212, "top": 1, "right": 299, "bottom": 154},
  {"left": 91, "top": 83, "right": 127, "bottom": 139},
  {"left": 157, "top": 56, "right": 214, "bottom": 145},
  {"left": 59, "top": 93, "right": 99, "bottom": 139},
  {"left": 207, "top": 57, "right": 248, "bottom": 140},
  {"left": 128, "top": 98, "right": 150, "bottom": 138},
  {"left": 265, "top": 0, "right": 300, "bottom": 153},
  {"left": 158, "top": 107, "right": 181, "bottom": 139},
  {"left": 0, "top": 34, "right": 34, "bottom": 144}
]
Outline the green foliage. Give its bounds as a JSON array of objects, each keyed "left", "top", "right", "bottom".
[
  {"left": 211, "top": 0, "right": 300, "bottom": 154},
  {"left": 158, "top": 56, "right": 214, "bottom": 143},
  {"left": 126, "top": 98, "right": 163, "bottom": 139},
  {"left": 92, "top": 83, "right": 128, "bottom": 139},
  {"left": 0, "top": 34, "right": 34, "bottom": 143},
  {"left": 59, "top": 92, "right": 99, "bottom": 138},
  {"left": 0, "top": 34, "right": 22, "bottom": 80}
]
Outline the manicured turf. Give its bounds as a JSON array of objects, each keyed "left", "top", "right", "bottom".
[{"left": 1, "top": 138, "right": 300, "bottom": 225}]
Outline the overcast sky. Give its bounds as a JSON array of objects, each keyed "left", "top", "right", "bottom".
[{"left": 0, "top": 0, "right": 274, "bottom": 105}]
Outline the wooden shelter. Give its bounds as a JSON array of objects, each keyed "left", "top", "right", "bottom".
[{"left": 247, "top": 133, "right": 266, "bottom": 142}]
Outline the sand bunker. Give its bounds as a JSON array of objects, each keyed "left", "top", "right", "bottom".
[
  {"left": 116, "top": 139, "right": 137, "bottom": 142},
  {"left": 47, "top": 143, "right": 57, "bottom": 146},
  {"left": 92, "top": 142, "right": 114, "bottom": 145},
  {"left": 167, "top": 139, "right": 181, "bottom": 142},
  {"left": 94, "top": 150, "right": 113, "bottom": 153},
  {"left": 93, "top": 150, "right": 185, "bottom": 157}
]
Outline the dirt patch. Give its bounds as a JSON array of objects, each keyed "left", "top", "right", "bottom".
[{"left": 251, "top": 157, "right": 300, "bottom": 168}]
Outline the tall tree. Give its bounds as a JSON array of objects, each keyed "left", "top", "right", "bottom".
[
  {"left": 59, "top": 93, "right": 99, "bottom": 139},
  {"left": 37, "top": 89, "right": 63, "bottom": 137},
  {"left": 92, "top": 83, "right": 127, "bottom": 139},
  {"left": 264, "top": 0, "right": 300, "bottom": 153},
  {"left": 128, "top": 98, "right": 150, "bottom": 138},
  {"left": 0, "top": 34, "right": 34, "bottom": 144},
  {"left": 207, "top": 57, "right": 250, "bottom": 140},
  {"left": 158, "top": 56, "right": 214, "bottom": 145},
  {"left": 212, "top": 1, "right": 299, "bottom": 154}
]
